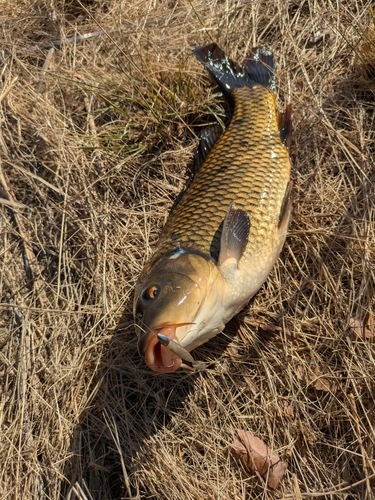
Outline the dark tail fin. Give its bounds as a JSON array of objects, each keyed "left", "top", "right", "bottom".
[{"left": 193, "top": 43, "right": 276, "bottom": 106}]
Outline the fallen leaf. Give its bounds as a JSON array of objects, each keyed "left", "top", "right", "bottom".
[
  {"left": 299, "top": 421, "right": 317, "bottom": 446},
  {"left": 243, "top": 375, "right": 259, "bottom": 396},
  {"left": 277, "top": 399, "right": 294, "bottom": 418},
  {"left": 258, "top": 323, "right": 299, "bottom": 346},
  {"left": 233, "top": 430, "right": 286, "bottom": 489},
  {"left": 313, "top": 377, "right": 331, "bottom": 392},
  {"left": 296, "top": 364, "right": 332, "bottom": 392},
  {"left": 64, "top": 14, "right": 76, "bottom": 22},
  {"left": 258, "top": 323, "right": 282, "bottom": 340},
  {"left": 349, "top": 313, "right": 374, "bottom": 340},
  {"left": 226, "top": 346, "right": 239, "bottom": 361},
  {"left": 311, "top": 365, "right": 332, "bottom": 392},
  {"left": 296, "top": 364, "right": 306, "bottom": 382}
]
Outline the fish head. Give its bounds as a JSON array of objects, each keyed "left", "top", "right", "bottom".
[{"left": 134, "top": 249, "right": 223, "bottom": 373}]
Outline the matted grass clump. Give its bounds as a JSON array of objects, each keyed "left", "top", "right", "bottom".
[{"left": 0, "top": 1, "right": 374, "bottom": 499}]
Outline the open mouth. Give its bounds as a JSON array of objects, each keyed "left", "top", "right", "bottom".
[{"left": 142, "top": 325, "right": 183, "bottom": 373}]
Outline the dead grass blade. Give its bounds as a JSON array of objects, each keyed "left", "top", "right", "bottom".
[{"left": 0, "top": 1, "right": 374, "bottom": 499}]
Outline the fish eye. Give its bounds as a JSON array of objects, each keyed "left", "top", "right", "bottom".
[{"left": 142, "top": 285, "right": 160, "bottom": 301}]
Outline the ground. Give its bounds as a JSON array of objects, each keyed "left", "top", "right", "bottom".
[{"left": 0, "top": 1, "right": 374, "bottom": 499}]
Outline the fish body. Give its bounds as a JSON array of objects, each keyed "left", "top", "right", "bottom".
[{"left": 134, "top": 43, "right": 292, "bottom": 372}]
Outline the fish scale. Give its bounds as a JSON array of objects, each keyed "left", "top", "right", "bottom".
[{"left": 150, "top": 84, "right": 290, "bottom": 265}]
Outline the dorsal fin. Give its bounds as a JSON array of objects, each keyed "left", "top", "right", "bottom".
[{"left": 193, "top": 124, "right": 223, "bottom": 173}]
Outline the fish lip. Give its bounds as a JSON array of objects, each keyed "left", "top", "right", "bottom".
[
  {"left": 137, "top": 322, "right": 173, "bottom": 356},
  {"left": 139, "top": 324, "right": 183, "bottom": 373}
]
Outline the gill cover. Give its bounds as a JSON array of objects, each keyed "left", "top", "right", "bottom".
[{"left": 134, "top": 249, "right": 213, "bottom": 356}]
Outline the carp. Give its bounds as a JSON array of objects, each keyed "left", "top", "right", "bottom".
[{"left": 134, "top": 43, "right": 292, "bottom": 373}]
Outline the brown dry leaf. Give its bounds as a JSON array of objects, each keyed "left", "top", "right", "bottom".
[
  {"left": 64, "top": 14, "right": 76, "bottom": 22},
  {"left": 258, "top": 323, "right": 283, "bottom": 341},
  {"left": 258, "top": 323, "right": 299, "bottom": 346},
  {"left": 349, "top": 313, "right": 374, "bottom": 340},
  {"left": 278, "top": 399, "right": 294, "bottom": 418},
  {"left": 226, "top": 346, "right": 241, "bottom": 361},
  {"left": 243, "top": 375, "right": 259, "bottom": 396},
  {"left": 299, "top": 421, "right": 317, "bottom": 446},
  {"left": 311, "top": 365, "right": 332, "bottom": 392},
  {"left": 313, "top": 377, "right": 332, "bottom": 392},
  {"left": 233, "top": 430, "right": 286, "bottom": 489},
  {"left": 296, "top": 364, "right": 306, "bottom": 382},
  {"left": 296, "top": 364, "right": 332, "bottom": 392}
]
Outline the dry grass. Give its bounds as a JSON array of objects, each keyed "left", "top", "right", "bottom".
[{"left": 0, "top": 1, "right": 374, "bottom": 499}]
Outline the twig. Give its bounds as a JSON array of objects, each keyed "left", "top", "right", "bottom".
[
  {"left": 35, "top": 47, "right": 55, "bottom": 93},
  {"left": 13, "top": 300, "right": 45, "bottom": 498},
  {"left": 0, "top": 197, "right": 27, "bottom": 209},
  {"left": 0, "top": 165, "right": 49, "bottom": 308},
  {"left": 4, "top": 160, "right": 65, "bottom": 195},
  {"left": 0, "top": 4, "right": 209, "bottom": 60},
  {"left": 50, "top": 0, "right": 56, "bottom": 22},
  {"left": 1, "top": 25, "right": 135, "bottom": 59},
  {"left": 281, "top": 473, "right": 375, "bottom": 498},
  {"left": 348, "top": 392, "right": 375, "bottom": 496},
  {"left": 103, "top": 411, "right": 133, "bottom": 499},
  {"left": 83, "top": 94, "right": 103, "bottom": 172},
  {"left": 69, "top": 481, "right": 94, "bottom": 500},
  {"left": 0, "top": 75, "right": 18, "bottom": 102}
]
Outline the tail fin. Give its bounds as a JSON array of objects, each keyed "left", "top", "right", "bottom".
[{"left": 193, "top": 43, "right": 276, "bottom": 106}]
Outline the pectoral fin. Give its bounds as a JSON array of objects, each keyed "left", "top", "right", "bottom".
[{"left": 219, "top": 202, "right": 250, "bottom": 267}]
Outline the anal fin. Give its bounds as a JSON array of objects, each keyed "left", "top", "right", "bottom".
[
  {"left": 278, "top": 104, "right": 293, "bottom": 149},
  {"left": 278, "top": 181, "right": 293, "bottom": 230},
  {"left": 219, "top": 202, "right": 250, "bottom": 267}
]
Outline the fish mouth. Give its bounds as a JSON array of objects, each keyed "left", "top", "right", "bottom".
[{"left": 139, "top": 324, "right": 183, "bottom": 373}]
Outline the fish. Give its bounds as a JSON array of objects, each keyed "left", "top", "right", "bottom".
[{"left": 133, "top": 42, "right": 293, "bottom": 373}]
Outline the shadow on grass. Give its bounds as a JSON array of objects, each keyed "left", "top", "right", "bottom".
[{"left": 62, "top": 310, "right": 240, "bottom": 499}]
